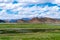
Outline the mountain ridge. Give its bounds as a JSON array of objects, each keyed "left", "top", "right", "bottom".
[{"left": 0, "top": 17, "right": 60, "bottom": 23}]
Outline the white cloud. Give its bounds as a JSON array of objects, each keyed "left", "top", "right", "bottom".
[
  {"left": 40, "top": 6, "right": 60, "bottom": 18},
  {"left": 55, "top": 0, "right": 60, "bottom": 4},
  {"left": 0, "top": 0, "right": 60, "bottom": 19}
]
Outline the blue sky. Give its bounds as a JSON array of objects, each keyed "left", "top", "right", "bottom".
[{"left": 0, "top": 0, "right": 60, "bottom": 19}]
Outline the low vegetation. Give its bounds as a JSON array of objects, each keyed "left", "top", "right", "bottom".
[
  {"left": 0, "top": 23, "right": 60, "bottom": 29},
  {"left": 0, "top": 32, "right": 60, "bottom": 40},
  {"left": 0, "top": 23, "right": 60, "bottom": 40}
]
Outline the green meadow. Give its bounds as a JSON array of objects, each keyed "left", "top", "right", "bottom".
[
  {"left": 0, "top": 32, "right": 60, "bottom": 40},
  {"left": 0, "top": 23, "right": 60, "bottom": 28},
  {"left": 0, "top": 23, "right": 60, "bottom": 40}
]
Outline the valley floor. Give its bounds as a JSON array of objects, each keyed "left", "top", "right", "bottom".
[
  {"left": 0, "top": 32, "right": 60, "bottom": 40},
  {"left": 0, "top": 23, "right": 60, "bottom": 40},
  {"left": 0, "top": 23, "right": 60, "bottom": 28}
]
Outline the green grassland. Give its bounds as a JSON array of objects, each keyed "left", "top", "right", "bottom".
[
  {"left": 0, "top": 23, "right": 60, "bottom": 28},
  {"left": 0, "top": 32, "right": 60, "bottom": 40},
  {"left": 0, "top": 23, "right": 60, "bottom": 40}
]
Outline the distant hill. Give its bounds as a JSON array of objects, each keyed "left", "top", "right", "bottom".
[
  {"left": 16, "top": 17, "right": 60, "bottom": 23},
  {"left": 0, "top": 20, "right": 6, "bottom": 23},
  {"left": 1, "top": 17, "right": 60, "bottom": 24}
]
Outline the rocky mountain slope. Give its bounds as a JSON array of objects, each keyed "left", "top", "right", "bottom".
[{"left": 0, "top": 17, "right": 60, "bottom": 24}]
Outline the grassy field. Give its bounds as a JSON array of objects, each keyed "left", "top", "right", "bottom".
[
  {"left": 0, "top": 23, "right": 60, "bottom": 28},
  {"left": 0, "top": 23, "right": 60, "bottom": 40},
  {"left": 0, "top": 32, "right": 60, "bottom": 40}
]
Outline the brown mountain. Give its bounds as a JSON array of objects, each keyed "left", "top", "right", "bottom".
[
  {"left": 17, "top": 19, "right": 25, "bottom": 23},
  {"left": 29, "top": 17, "right": 40, "bottom": 23},
  {"left": 29, "top": 17, "right": 60, "bottom": 23},
  {"left": 41, "top": 17, "right": 60, "bottom": 24},
  {"left": 9, "top": 17, "right": 60, "bottom": 24}
]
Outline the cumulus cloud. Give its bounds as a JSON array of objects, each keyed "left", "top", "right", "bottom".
[
  {"left": 0, "top": 0, "right": 60, "bottom": 19},
  {"left": 55, "top": 0, "right": 60, "bottom": 4}
]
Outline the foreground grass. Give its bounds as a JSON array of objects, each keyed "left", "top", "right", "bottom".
[
  {"left": 0, "top": 23, "right": 60, "bottom": 40},
  {"left": 0, "top": 32, "right": 60, "bottom": 40},
  {"left": 0, "top": 23, "right": 60, "bottom": 28}
]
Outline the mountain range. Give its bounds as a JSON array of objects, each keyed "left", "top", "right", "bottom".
[{"left": 0, "top": 17, "right": 60, "bottom": 24}]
